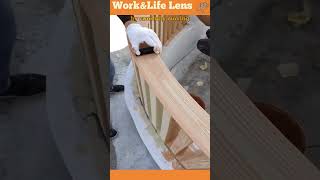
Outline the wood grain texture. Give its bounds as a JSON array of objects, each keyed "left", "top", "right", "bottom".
[
  {"left": 159, "top": 110, "right": 172, "bottom": 141},
  {"left": 213, "top": 59, "right": 320, "bottom": 179},
  {"left": 139, "top": 75, "right": 150, "bottom": 117},
  {"left": 167, "top": 129, "right": 193, "bottom": 155},
  {"left": 133, "top": 62, "right": 144, "bottom": 105},
  {"left": 130, "top": 52, "right": 210, "bottom": 157},
  {"left": 176, "top": 143, "right": 209, "bottom": 169}
]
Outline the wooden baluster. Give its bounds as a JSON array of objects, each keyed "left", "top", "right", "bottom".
[
  {"left": 150, "top": 92, "right": 163, "bottom": 132},
  {"left": 139, "top": 73, "right": 151, "bottom": 117},
  {"left": 166, "top": 16, "right": 172, "bottom": 43},
  {"left": 176, "top": 16, "right": 183, "bottom": 31},
  {"left": 163, "top": 15, "right": 168, "bottom": 44},
  {"left": 149, "top": 15, "right": 153, "bottom": 29},
  {"left": 176, "top": 143, "right": 210, "bottom": 169},
  {"left": 173, "top": 16, "right": 176, "bottom": 35},
  {"left": 167, "top": 128, "right": 193, "bottom": 155},
  {"left": 146, "top": 83, "right": 152, "bottom": 118},
  {"left": 155, "top": 15, "right": 157, "bottom": 36},
  {"left": 156, "top": 15, "right": 161, "bottom": 37},
  {"left": 173, "top": 16, "right": 178, "bottom": 35},
  {"left": 133, "top": 63, "right": 144, "bottom": 105},
  {"left": 159, "top": 110, "right": 172, "bottom": 141},
  {"left": 153, "top": 15, "right": 157, "bottom": 33},
  {"left": 159, "top": 15, "right": 163, "bottom": 43}
]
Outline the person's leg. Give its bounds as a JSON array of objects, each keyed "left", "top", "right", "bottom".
[
  {"left": 109, "top": 60, "right": 120, "bottom": 139},
  {"left": 0, "top": 0, "right": 45, "bottom": 98},
  {"left": 0, "top": 0, "right": 16, "bottom": 93},
  {"left": 109, "top": 60, "right": 124, "bottom": 92},
  {"left": 109, "top": 60, "right": 115, "bottom": 90}
]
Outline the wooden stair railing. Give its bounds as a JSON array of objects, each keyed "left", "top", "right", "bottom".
[
  {"left": 130, "top": 51, "right": 210, "bottom": 169},
  {"left": 72, "top": 2, "right": 210, "bottom": 169},
  {"left": 130, "top": 16, "right": 210, "bottom": 169},
  {"left": 128, "top": 16, "right": 210, "bottom": 168}
]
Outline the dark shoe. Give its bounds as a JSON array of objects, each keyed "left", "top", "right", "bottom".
[
  {"left": 197, "top": 39, "right": 210, "bottom": 56},
  {"left": 110, "top": 85, "right": 124, "bottom": 92},
  {"left": 0, "top": 73, "right": 46, "bottom": 98},
  {"left": 206, "top": 29, "right": 210, "bottom": 39},
  {"left": 110, "top": 128, "right": 118, "bottom": 139}
]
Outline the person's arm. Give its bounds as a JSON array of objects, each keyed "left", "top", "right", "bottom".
[{"left": 118, "top": 15, "right": 162, "bottom": 55}]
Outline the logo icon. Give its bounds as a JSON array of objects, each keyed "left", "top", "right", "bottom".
[{"left": 199, "top": 2, "right": 208, "bottom": 10}]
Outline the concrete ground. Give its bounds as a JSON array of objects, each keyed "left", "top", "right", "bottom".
[
  {"left": 179, "top": 51, "right": 210, "bottom": 114},
  {"left": 216, "top": 0, "right": 320, "bottom": 169}
]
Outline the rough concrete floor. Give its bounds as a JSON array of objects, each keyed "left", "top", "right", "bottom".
[
  {"left": 0, "top": 0, "right": 71, "bottom": 179},
  {"left": 179, "top": 50, "right": 210, "bottom": 114},
  {"left": 218, "top": 1, "right": 320, "bottom": 169}
]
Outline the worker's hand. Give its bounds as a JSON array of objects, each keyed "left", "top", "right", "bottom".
[{"left": 126, "top": 23, "right": 162, "bottom": 56}]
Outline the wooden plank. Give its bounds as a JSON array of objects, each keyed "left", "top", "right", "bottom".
[
  {"left": 139, "top": 75, "right": 150, "bottom": 117},
  {"left": 177, "top": 16, "right": 185, "bottom": 30},
  {"left": 167, "top": 18, "right": 172, "bottom": 42},
  {"left": 164, "top": 18, "right": 169, "bottom": 45},
  {"left": 153, "top": 15, "right": 157, "bottom": 34},
  {"left": 133, "top": 62, "right": 144, "bottom": 104},
  {"left": 176, "top": 143, "right": 209, "bottom": 169},
  {"left": 173, "top": 17, "right": 179, "bottom": 36},
  {"left": 167, "top": 129, "right": 193, "bottom": 155},
  {"left": 149, "top": 15, "right": 153, "bottom": 29},
  {"left": 171, "top": 17, "right": 175, "bottom": 36},
  {"left": 72, "top": 0, "right": 108, "bottom": 135},
  {"left": 150, "top": 92, "right": 163, "bottom": 132},
  {"left": 159, "top": 110, "right": 172, "bottom": 141},
  {"left": 213, "top": 59, "right": 320, "bottom": 179},
  {"left": 155, "top": 15, "right": 159, "bottom": 36},
  {"left": 129, "top": 51, "right": 210, "bottom": 157},
  {"left": 159, "top": 16, "right": 163, "bottom": 43}
]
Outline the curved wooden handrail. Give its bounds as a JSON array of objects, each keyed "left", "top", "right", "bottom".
[
  {"left": 213, "top": 58, "right": 320, "bottom": 179},
  {"left": 130, "top": 51, "right": 210, "bottom": 157}
]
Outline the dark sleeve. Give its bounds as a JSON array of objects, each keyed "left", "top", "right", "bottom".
[{"left": 117, "top": 15, "right": 135, "bottom": 24}]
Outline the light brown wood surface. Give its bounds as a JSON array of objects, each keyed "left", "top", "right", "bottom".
[
  {"left": 213, "top": 58, "right": 320, "bottom": 179},
  {"left": 130, "top": 52, "right": 210, "bottom": 158}
]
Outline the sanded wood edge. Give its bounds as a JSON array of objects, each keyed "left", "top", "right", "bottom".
[{"left": 130, "top": 52, "right": 210, "bottom": 157}]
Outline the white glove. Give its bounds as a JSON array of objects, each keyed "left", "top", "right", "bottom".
[{"left": 126, "top": 23, "right": 162, "bottom": 56}]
